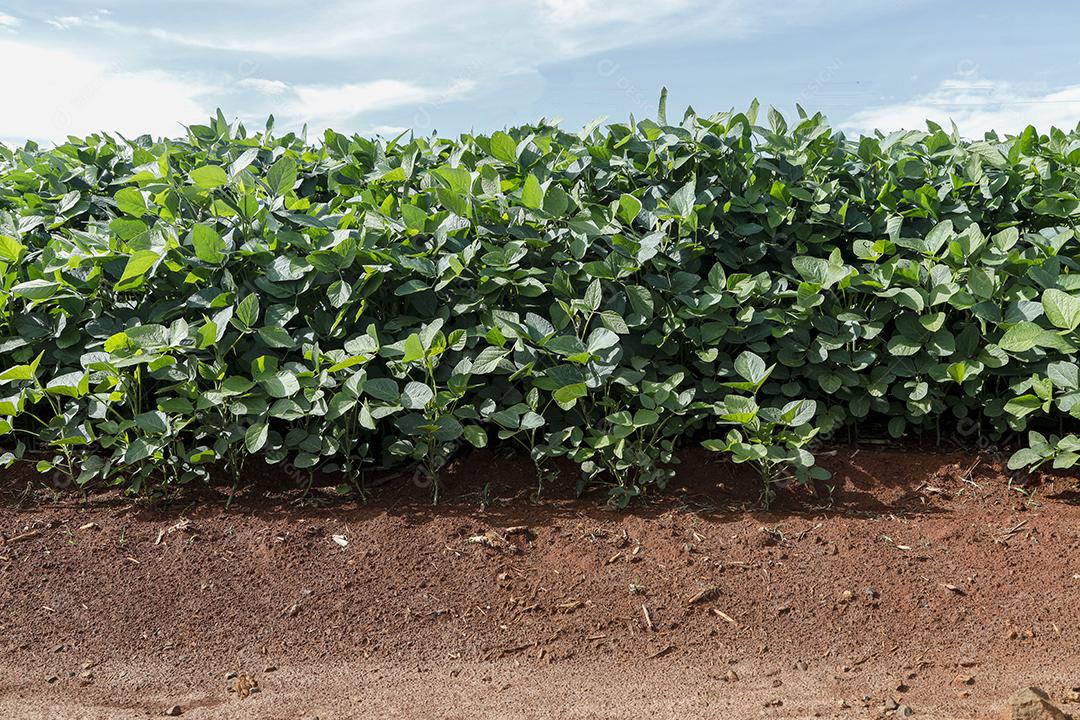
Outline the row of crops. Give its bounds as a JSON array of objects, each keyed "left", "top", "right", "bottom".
[{"left": 1, "top": 103, "right": 1079, "bottom": 505}]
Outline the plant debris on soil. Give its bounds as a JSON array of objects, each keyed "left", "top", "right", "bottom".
[{"left": 0, "top": 447, "right": 1077, "bottom": 719}]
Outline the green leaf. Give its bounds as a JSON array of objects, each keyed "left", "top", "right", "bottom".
[
  {"left": 258, "top": 326, "right": 294, "bottom": 348},
  {"left": 793, "top": 253, "right": 850, "bottom": 288},
  {"left": 553, "top": 382, "right": 587, "bottom": 408},
  {"left": 0, "top": 363, "right": 36, "bottom": 383},
  {"left": 245, "top": 422, "right": 269, "bottom": 452},
  {"left": 617, "top": 194, "right": 642, "bottom": 225},
  {"left": 134, "top": 411, "right": 168, "bottom": 434},
  {"left": 1004, "top": 394, "right": 1043, "bottom": 419},
  {"left": 401, "top": 204, "right": 426, "bottom": 232},
  {"left": 236, "top": 293, "right": 260, "bottom": 328},
  {"left": 192, "top": 224, "right": 225, "bottom": 264},
  {"left": 923, "top": 220, "right": 953, "bottom": 255},
  {"left": 11, "top": 279, "right": 59, "bottom": 300},
  {"left": 261, "top": 370, "right": 300, "bottom": 398},
  {"left": 1007, "top": 447, "right": 1045, "bottom": 471},
  {"left": 116, "top": 250, "right": 161, "bottom": 291},
  {"left": 734, "top": 351, "right": 769, "bottom": 384},
  {"left": 190, "top": 165, "right": 229, "bottom": 189},
  {"left": 779, "top": 399, "right": 816, "bottom": 426},
  {"left": 45, "top": 371, "right": 89, "bottom": 398},
  {"left": 545, "top": 335, "right": 587, "bottom": 357},
  {"left": 463, "top": 425, "right": 487, "bottom": 448},
  {"left": 402, "top": 333, "right": 425, "bottom": 364},
  {"left": 114, "top": 187, "right": 147, "bottom": 218},
  {"left": 328, "top": 280, "right": 351, "bottom": 308},
  {"left": 266, "top": 156, "right": 298, "bottom": 196},
  {"left": 363, "top": 378, "right": 399, "bottom": 403},
  {"left": 1048, "top": 361, "right": 1079, "bottom": 390},
  {"left": 522, "top": 173, "right": 544, "bottom": 210},
  {"left": 123, "top": 438, "right": 155, "bottom": 464},
  {"left": 294, "top": 452, "right": 319, "bottom": 469},
  {"left": 999, "top": 322, "right": 1051, "bottom": 353},
  {"left": 669, "top": 181, "right": 696, "bottom": 218},
  {"left": 490, "top": 131, "right": 518, "bottom": 163},
  {"left": 584, "top": 279, "right": 603, "bottom": 311},
  {"left": 718, "top": 395, "right": 758, "bottom": 424},
  {"left": 1042, "top": 289, "right": 1080, "bottom": 331},
  {"left": 586, "top": 327, "right": 619, "bottom": 354},
  {"left": 401, "top": 381, "right": 433, "bottom": 409},
  {"left": 0, "top": 235, "right": 25, "bottom": 263}
]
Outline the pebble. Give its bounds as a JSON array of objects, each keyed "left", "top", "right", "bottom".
[
  {"left": 1000, "top": 687, "right": 1067, "bottom": 720},
  {"left": 163, "top": 706, "right": 182, "bottom": 717}
]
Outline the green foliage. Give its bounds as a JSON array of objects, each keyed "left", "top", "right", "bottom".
[
  {"left": 1008, "top": 431, "right": 1080, "bottom": 472},
  {"left": 1, "top": 103, "right": 1080, "bottom": 504},
  {"left": 702, "top": 352, "right": 828, "bottom": 506}
]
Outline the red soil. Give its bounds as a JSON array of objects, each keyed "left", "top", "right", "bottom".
[{"left": 0, "top": 447, "right": 1077, "bottom": 719}]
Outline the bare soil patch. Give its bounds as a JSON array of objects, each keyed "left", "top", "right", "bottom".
[{"left": 0, "top": 447, "right": 1077, "bottom": 719}]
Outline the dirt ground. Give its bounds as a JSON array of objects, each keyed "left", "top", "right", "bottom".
[{"left": 0, "top": 446, "right": 1077, "bottom": 719}]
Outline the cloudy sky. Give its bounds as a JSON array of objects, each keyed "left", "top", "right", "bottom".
[{"left": 0, "top": 0, "right": 1078, "bottom": 143}]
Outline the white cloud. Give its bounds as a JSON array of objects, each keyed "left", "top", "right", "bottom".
[
  {"left": 0, "top": 0, "right": 926, "bottom": 141},
  {"left": 285, "top": 79, "right": 476, "bottom": 131},
  {"left": 46, "top": 9, "right": 111, "bottom": 30},
  {"left": 535, "top": 0, "right": 710, "bottom": 56},
  {"left": 46, "top": 16, "right": 85, "bottom": 30},
  {"left": 0, "top": 12, "right": 19, "bottom": 30},
  {"left": 367, "top": 125, "right": 409, "bottom": 136},
  {"left": 80, "top": 0, "right": 894, "bottom": 65},
  {"left": 844, "top": 76, "right": 1080, "bottom": 136},
  {"left": 89, "top": 9, "right": 403, "bottom": 58},
  {"left": 237, "top": 77, "right": 289, "bottom": 96},
  {"left": 0, "top": 39, "right": 213, "bottom": 142}
]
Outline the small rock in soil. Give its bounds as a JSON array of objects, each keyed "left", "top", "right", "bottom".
[
  {"left": 163, "top": 706, "right": 182, "bottom": 717},
  {"left": 999, "top": 687, "right": 1067, "bottom": 720},
  {"left": 954, "top": 674, "right": 975, "bottom": 685},
  {"left": 232, "top": 671, "right": 259, "bottom": 698}
]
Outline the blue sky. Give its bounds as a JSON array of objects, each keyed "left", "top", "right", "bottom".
[{"left": 0, "top": 0, "right": 1078, "bottom": 142}]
